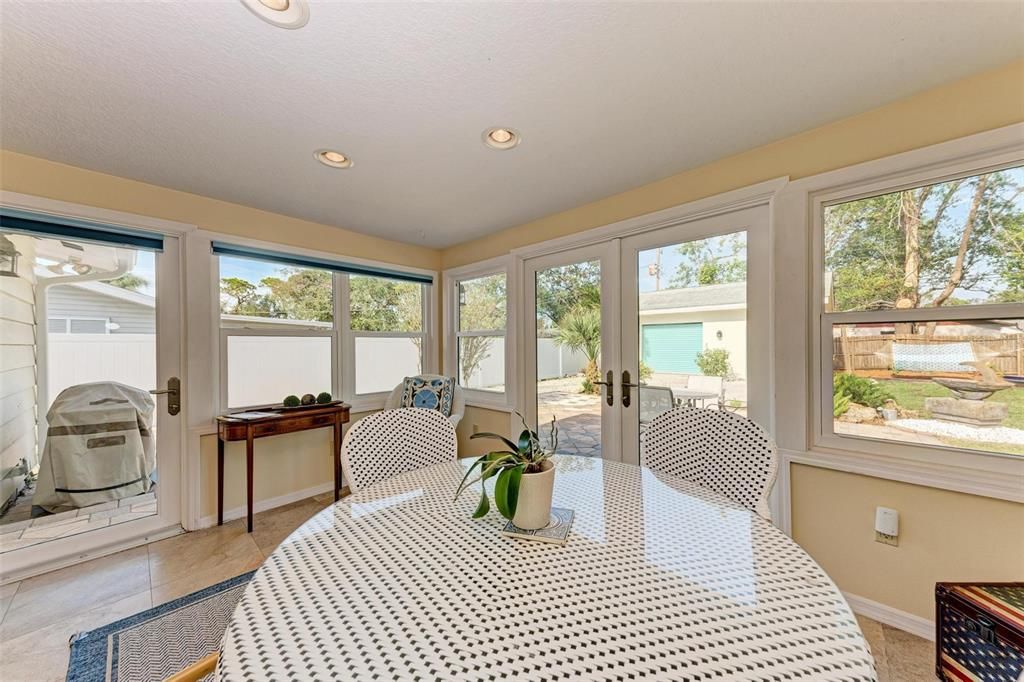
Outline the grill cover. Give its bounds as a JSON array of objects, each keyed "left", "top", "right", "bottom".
[{"left": 34, "top": 382, "right": 155, "bottom": 512}]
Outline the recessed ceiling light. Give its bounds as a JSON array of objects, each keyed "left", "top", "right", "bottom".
[
  {"left": 239, "top": 0, "right": 309, "bottom": 29},
  {"left": 314, "top": 149, "right": 353, "bottom": 169},
  {"left": 483, "top": 127, "right": 521, "bottom": 150}
]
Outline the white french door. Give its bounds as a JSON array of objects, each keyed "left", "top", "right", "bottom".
[
  {"left": 522, "top": 241, "right": 621, "bottom": 461},
  {"left": 1, "top": 204, "right": 185, "bottom": 580},
  {"left": 620, "top": 206, "right": 770, "bottom": 465},
  {"left": 520, "top": 205, "right": 770, "bottom": 467}
]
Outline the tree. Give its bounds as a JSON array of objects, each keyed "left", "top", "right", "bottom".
[
  {"left": 825, "top": 170, "right": 1023, "bottom": 312},
  {"left": 552, "top": 306, "right": 602, "bottom": 393},
  {"left": 670, "top": 233, "right": 746, "bottom": 288},
  {"left": 220, "top": 276, "right": 275, "bottom": 317},
  {"left": 457, "top": 275, "right": 506, "bottom": 385},
  {"left": 535, "top": 262, "right": 600, "bottom": 328},
  {"left": 107, "top": 273, "right": 148, "bottom": 291}
]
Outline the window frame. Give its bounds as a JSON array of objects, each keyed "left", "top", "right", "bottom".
[
  {"left": 340, "top": 273, "right": 434, "bottom": 405},
  {"left": 443, "top": 256, "right": 515, "bottom": 411},
  {"left": 768, "top": 123, "right": 1024, "bottom": 512},
  {"left": 214, "top": 246, "right": 436, "bottom": 414}
]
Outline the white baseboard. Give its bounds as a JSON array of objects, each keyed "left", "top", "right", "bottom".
[
  {"left": 197, "top": 482, "right": 335, "bottom": 529},
  {"left": 844, "top": 591, "right": 935, "bottom": 641}
]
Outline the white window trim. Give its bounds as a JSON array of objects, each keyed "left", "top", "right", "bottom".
[
  {"left": 773, "top": 122, "right": 1024, "bottom": 516},
  {"left": 443, "top": 255, "right": 516, "bottom": 411},
  {"left": 208, "top": 232, "right": 438, "bottom": 416}
]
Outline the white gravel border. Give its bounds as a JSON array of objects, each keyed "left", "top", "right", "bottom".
[{"left": 892, "top": 419, "right": 1024, "bottom": 445}]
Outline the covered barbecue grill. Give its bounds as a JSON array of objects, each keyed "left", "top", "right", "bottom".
[{"left": 34, "top": 382, "right": 156, "bottom": 512}]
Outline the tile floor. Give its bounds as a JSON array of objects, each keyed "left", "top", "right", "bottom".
[
  {"left": 0, "top": 488, "right": 158, "bottom": 554},
  {"left": 0, "top": 490, "right": 936, "bottom": 681}
]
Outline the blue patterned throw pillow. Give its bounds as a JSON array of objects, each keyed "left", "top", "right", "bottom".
[{"left": 399, "top": 376, "right": 455, "bottom": 417}]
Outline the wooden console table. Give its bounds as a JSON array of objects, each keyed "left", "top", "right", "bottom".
[{"left": 216, "top": 404, "right": 351, "bottom": 532}]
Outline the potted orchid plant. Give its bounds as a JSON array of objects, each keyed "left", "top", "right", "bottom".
[{"left": 455, "top": 414, "right": 558, "bottom": 530}]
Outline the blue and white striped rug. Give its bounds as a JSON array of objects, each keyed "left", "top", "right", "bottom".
[{"left": 66, "top": 571, "right": 255, "bottom": 682}]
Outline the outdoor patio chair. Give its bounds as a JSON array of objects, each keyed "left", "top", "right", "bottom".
[
  {"left": 643, "top": 406, "right": 778, "bottom": 520},
  {"left": 340, "top": 409, "right": 458, "bottom": 493},
  {"left": 639, "top": 385, "right": 675, "bottom": 425},
  {"left": 686, "top": 375, "right": 724, "bottom": 408}
]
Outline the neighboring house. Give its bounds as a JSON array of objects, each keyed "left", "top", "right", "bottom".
[
  {"left": 47, "top": 280, "right": 155, "bottom": 334},
  {"left": 638, "top": 281, "right": 746, "bottom": 380}
]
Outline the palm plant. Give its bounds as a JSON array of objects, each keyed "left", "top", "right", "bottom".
[
  {"left": 553, "top": 306, "right": 601, "bottom": 393},
  {"left": 455, "top": 413, "right": 557, "bottom": 520}
]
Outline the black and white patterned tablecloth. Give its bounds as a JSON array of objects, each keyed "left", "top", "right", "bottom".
[{"left": 217, "top": 456, "right": 876, "bottom": 681}]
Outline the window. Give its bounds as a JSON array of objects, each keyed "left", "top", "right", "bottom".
[
  {"left": 217, "top": 249, "right": 433, "bottom": 410},
  {"left": 821, "top": 165, "right": 1024, "bottom": 458},
  {"left": 219, "top": 255, "right": 336, "bottom": 409},
  {"left": 456, "top": 273, "right": 507, "bottom": 392},
  {"left": 48, "top": 318, "right": 111, "bottom": 334},
  {"left": 349, "top": 275, "right": 426, "bottom": 396}
]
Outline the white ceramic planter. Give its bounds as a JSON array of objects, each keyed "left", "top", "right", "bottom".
[{"left": 512, "top": 460, "right": 555, "bottom": 530}]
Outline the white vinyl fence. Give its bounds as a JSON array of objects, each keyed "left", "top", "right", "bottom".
[
  {"left": 48, "top": 334, "right": 156, "bottom": 408},
  {"left": 461, "top": 338, "right": 587, "bottom": 390}
]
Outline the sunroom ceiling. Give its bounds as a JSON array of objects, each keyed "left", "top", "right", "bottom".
[{"left": 1, "top": 2, "right": 1021, "bottom": 248}]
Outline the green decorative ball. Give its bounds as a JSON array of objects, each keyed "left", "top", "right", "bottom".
[
  {"left": 316, "top": 392, "right": 333, "bottom": 404},
  {"left": 300, "top": 393, "right": 316, "bottom": 406},
  {"left": 283, "top": 395, "right": 301, "bottom": 408}
]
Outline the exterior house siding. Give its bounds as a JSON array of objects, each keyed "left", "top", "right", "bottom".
[
  {"left": 0, "top": 234, "right": 37, "bottom": 511},
  {"left": 47, "top": 284, "right": 155, "bottom": 334}
]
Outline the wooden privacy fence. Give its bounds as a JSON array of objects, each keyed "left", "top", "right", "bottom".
[{"left": 833, "top": 333, "right": 1024, "bottom": 376}]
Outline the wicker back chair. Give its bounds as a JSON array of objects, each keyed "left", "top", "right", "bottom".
[
  {"left": 340, "top": 408, "right": 458, "bottom": 493},
  {"left": 642, "top": 406, "right": 777, "bottom": 519}
]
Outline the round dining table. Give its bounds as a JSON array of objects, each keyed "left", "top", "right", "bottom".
[{"left": 216, "top": 455, "right": 877, "bottom": 681}]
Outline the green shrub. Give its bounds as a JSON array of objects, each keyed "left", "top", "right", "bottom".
[
  {"left": 695, "top": 348, "right": 732, "bottom": 378},
  {"left": 833, "top": 373, "right": 892, "bottom": 408},
  {"left": 639, "top": 361, "right": 653, "bottom": 383},
  {"left": 833, "top": 392, "right": 851, "bottom": 417}
]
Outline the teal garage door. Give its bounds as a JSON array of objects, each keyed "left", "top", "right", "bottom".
[{"left": 641, "top": 323, "right": 703, "bottom": 374}]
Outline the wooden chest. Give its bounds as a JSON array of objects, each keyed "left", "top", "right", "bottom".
[{"left": 936, "top": 583, "right": 1024, "bottom": 681}]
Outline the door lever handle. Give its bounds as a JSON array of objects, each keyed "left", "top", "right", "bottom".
[
  {"left": 592, "top": 370, "right": 614, "bottom": 407},
  {"left": 149, "top": 377, "right": 181, "bottom": 416},
  {"left": 621, "top": 370, "right": 640, "bottom": 408}
]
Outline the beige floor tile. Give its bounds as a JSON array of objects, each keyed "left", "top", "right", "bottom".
[
  {"left": 0, "top": 590, "right": 150, "bottom": 682},
  {"left": 0, "top": 546, "right": 150, "bottom": 641},
  {"left": 856, "top": 615, "right": 889, "bottom": 681},
  {"left": 249, "top": 497, "right": 329, "bottom": 556},
  {"left": 148, "top": 520, "right": 263, "bottom": 604},
  {"left": 0, "top": 581, "right": 20, "bottom": 622},
  {"left": 881, "top": 623, "right": 935, "bottom": 681}
]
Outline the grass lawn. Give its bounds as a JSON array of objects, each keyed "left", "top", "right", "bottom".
[{"left": 876, "top": 379, "right": 1024, "bottom": 431}]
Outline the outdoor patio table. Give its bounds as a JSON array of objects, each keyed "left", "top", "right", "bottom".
[
  {"left": 216, "top": 455, "right": 876, "bottom": 681},
  {"left": 672, "top": 387, "right": 719, "bottom": 407}
]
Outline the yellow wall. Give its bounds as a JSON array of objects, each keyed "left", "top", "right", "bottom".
[
  {"left": 443, "top": 59, "right": 1024, "bottom": 268},
  {"left": 791, "top": 465, "right": 1024, "bottom": 620},
  {"left": 440, "top": 59, "right": 1024, "bottom": 622}
]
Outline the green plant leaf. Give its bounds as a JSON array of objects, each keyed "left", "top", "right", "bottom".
[
  {"left": 494, "top": 464, "right": 525, "bottom": 520},
  {"left": 454, "top": 455, "right": 489, "bottom": 499},
  {"left": 472, "top": 490, "right": 490, "bottom": 518},
  {"left": 517, "top": 429, "right": 533, "bottom": 453},
  {"left": 469, "top": 432, "right": 519, "bottom": 452}
]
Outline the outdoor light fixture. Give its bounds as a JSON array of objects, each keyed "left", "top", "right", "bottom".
[
  {"left": 0, "top": 235, "right": 20, "bottom": 277},
  {"left": 716, "top": 330, "right": 724, "bottom": 340},
  {"left": 482, "top": 127, "right": 521, "bottom": 150}
]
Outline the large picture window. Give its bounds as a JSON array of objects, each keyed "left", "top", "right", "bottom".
[
  {"left": 217, "top": 251, "right": 432, "bottom": 410},
  {"left": 821, "top": 165, "right": 1024, "bottom": 458}
]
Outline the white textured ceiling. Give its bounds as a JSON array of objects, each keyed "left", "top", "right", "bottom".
[{"left": 1, "top": 2, "right": 1022, "bottom": 248}]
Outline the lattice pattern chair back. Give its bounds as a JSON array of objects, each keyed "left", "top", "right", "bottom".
[
  {"left": 340, "top": 409, "right": 458, "bottom": 493},
  {"left": 643, "top": 406, "right": 778, "bottom": 519}
]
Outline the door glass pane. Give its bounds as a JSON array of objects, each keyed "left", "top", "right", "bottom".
[
  {"left": 637, "top": 231, "right": 747, "bottom": 453},
  {"left": 0, "top": 232, "right": 158, "bottom": 552},
  {"left": 535, "top": 260, "right": 602, "bottom": 457}
]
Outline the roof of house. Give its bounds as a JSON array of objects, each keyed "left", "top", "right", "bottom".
[{"left": 638, "top": 282, "right": 746, "bottom": 312}]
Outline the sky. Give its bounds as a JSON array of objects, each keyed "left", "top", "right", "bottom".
[{"left": 637, "top": 231, "right": 746, "bottom": 294}]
